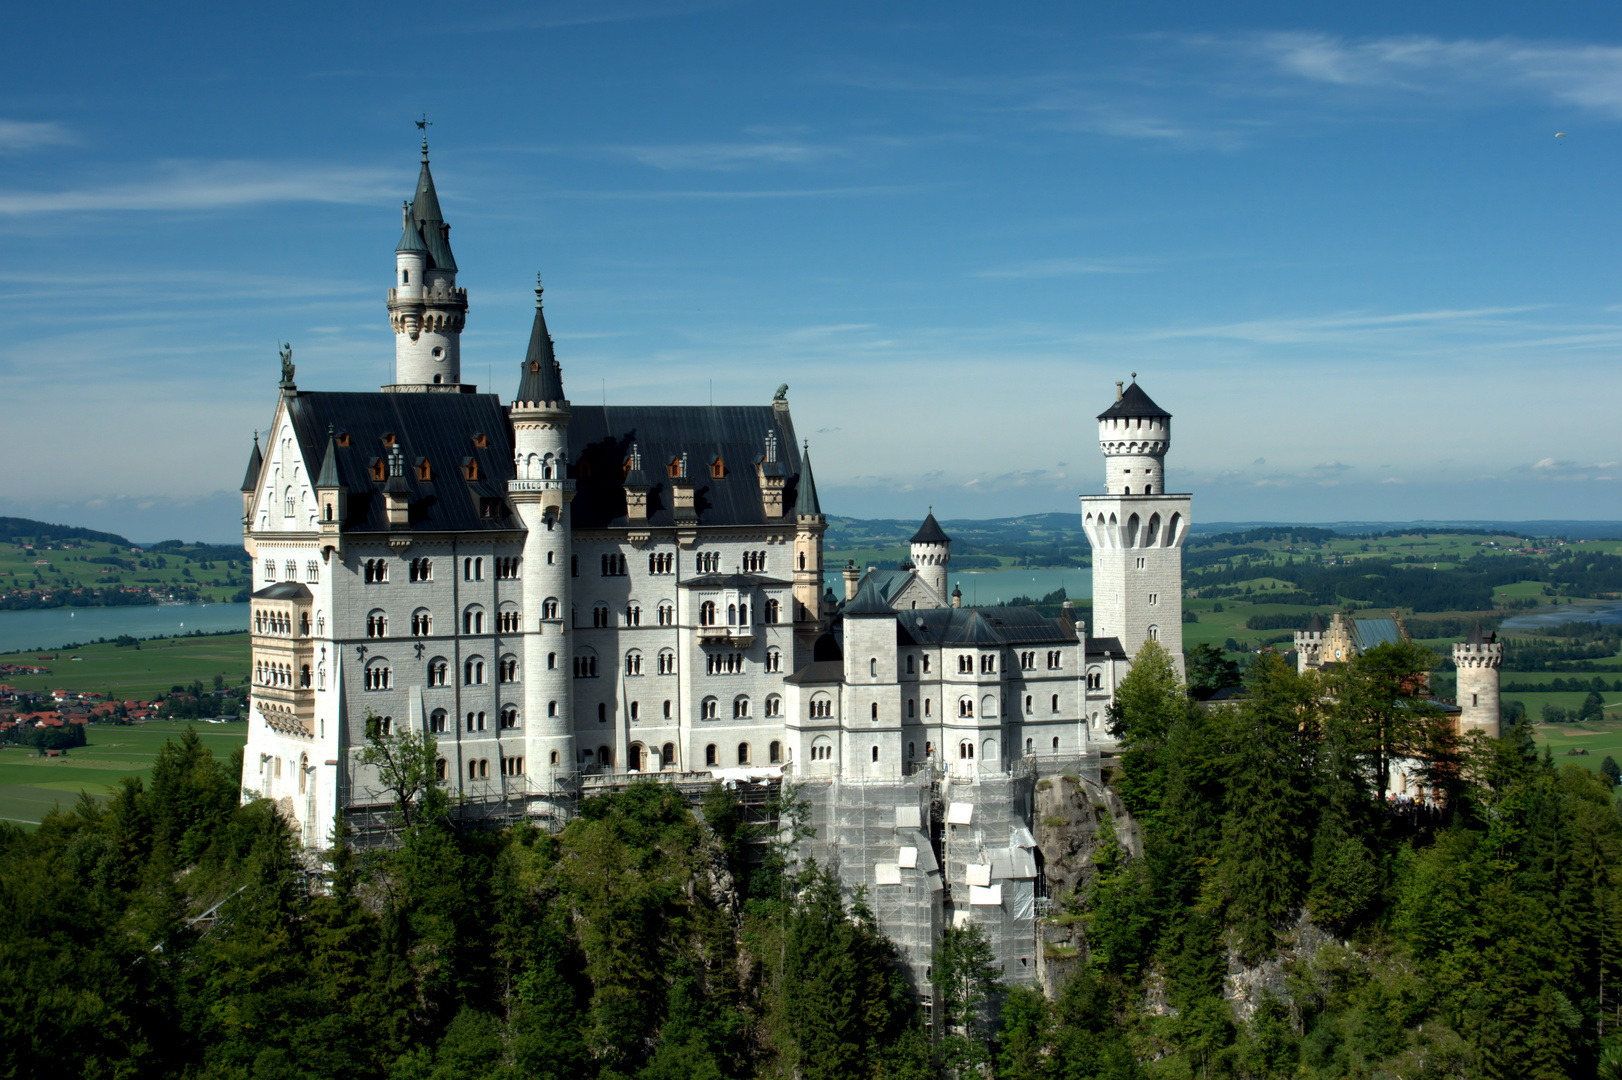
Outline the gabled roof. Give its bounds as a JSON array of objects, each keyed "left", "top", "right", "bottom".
[
  {"left": 959, "top": 610, "right": 1004, "bottom": 645},
  {"left": 1097, "top": 381, "right": 1170, "bottom": 421},
  {"left": 515, "top": 289, "right": 565, "bottom": 403},
  {"left": 843, "top": 574, "right": 896, "bottom": 616},
  {"left": 281, "top": 391, "right": 516, "bottom": 533},
  {"left": 795, "top": 448, "right": 822, "bottom": 517},
  {"left": 1351, "top": 618, "right": 1404, "bottom": 652},
  {"left": 786, "top": 660, "right": 844, "bottom": 686},
  {"left": 910, "top": 511, "right": 950, "bottom": 546},
  {"left": 241, "top": 435, "right": 263, "bottom": 493},
  {"left": 567, "top": 405, "right": 803, "bottom": 529}
]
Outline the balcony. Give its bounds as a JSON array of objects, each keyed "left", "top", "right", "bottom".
[
  {"left": 507, "top": 478, "right": 576, "bottom": 494},
  {"left": 698, "top": 625, "right": 755, "bottom": 648}
]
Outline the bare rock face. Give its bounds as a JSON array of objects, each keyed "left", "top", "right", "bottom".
[
  {"left": 1223, "top": 910, "right": 1340, "bottom": 1023},
  {"left": 1031, "top": 772, "right": 1142, "bottom": 998}
]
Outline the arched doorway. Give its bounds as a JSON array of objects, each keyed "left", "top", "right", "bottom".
[{"left": 630, "top": 743, "right": 645, "bottom": 772}]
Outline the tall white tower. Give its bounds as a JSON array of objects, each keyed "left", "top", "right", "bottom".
[
  {"left": 387, "top": 135, "right": 468, "bottom": 390},
  {"left": 509, "top": 281, "right": 576, "bottom": 786},
  {"left": 1081, "top": 380, "right": 1190, "bottom": 673},
  {"left": 909, "top": 510, "right": 951, "bottom": 605},
  {"left": 1453, "top": 624, "right": 1503, "bottom": 738}
]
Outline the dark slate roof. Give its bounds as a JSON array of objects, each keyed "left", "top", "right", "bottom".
[
  {"left": 1305, "top": 612, "right": 1327, "bottom": 634},
  {"left": 910, "top": 511, "right": 950, "bottom": 545},
  {"left": 1466, "top": 621, "right": 1495, "bottom": 645},
  {"left": 1351, "top": 618, "right": 1404, "bottom": 652},
  {"left": 795, "top": 447, "right": 822, "bottom": 517},
  {"left": 1086, "top": 636, "right": 1127, "bottom": 659},
  {"left": 844, "top": 574, "right": 896, "bottom": 616},
  {"left": 241, "top": 435, "right": 263, "bottom": 493},
  {"left": 409, "top": 157, "right": 457, "bottom": 273},
  {"left": 515, "top": 291, "right": 565, "bottom": 403},
  {"left": 283, "top": 391, "right": 517, "bottom": 533},
  {"left": 395, "top": 218, "right": 428, "bottom": 255},
  {"left": 679, "top": 572, "right": 792, "bottom": 589},
  {"left": 1097, "top": 381, "right": 1170, "bottom": 421},
  {"left": 253, "top": 582, "right": 312, "bottom": 600},
  {"left": 567, "top": 405, "right": 804, "bottom": 529},
  {"left": 315, "top": 429, "right": 341, "bottom": 489},
  {"left": 890, "top": 604, "right": 1077, "bottom": 647},
  {"left": 786, "top": 660, "right": 844, "bottom": 685}
]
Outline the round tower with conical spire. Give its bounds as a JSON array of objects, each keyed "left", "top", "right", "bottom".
[
  {"left": 1080, "top": 378, "right": 1191, "bottom": 677},
  {"left": 509, "top": 278, "right": 576, "bottom": 784},
  {"left": 387, "top": 133, "right": 468, "bottom": 389},
  {"left": 909, "top": 508, "right": 951, "bottom": 605},
  {"left": 793, "top": 443, "right": 827, "bottom": 648}
]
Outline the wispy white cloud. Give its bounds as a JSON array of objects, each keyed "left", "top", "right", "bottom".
[
  {"left": 1249, "top": 32, "right": 1622, "bottom": 118},
  {"left": 0, "top": 160, "right": 396, "bottom": 215},
  {"left": 976, "top": 257, "right": 1150, "bottom": 279},
  {"left": 607, "top": 139, "right": 845, "bottom": 170},
  {"left": 543, "top": 183, "right": 929, "bottom": 201},
  {"left": 0, "top": 119, "right": 74, "bottom": 152}
]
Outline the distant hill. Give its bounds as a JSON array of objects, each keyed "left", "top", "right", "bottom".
[{"left": 0, "top": 517, "right": 134, "bottom": 547}]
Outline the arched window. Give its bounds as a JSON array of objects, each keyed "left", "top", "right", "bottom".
[
  {"left": 428, "top": 658, "right": 449, "bottom": 686},
  {"left": 871, "top": 745, "right": 879, "bottom": 762},
  {"left": 1025, "top": 738, "right": 1033, "bottom": 755},
  {"left": 548, "top": 701, "right": 558, "bottom": 717},
  {"left": 870, "top": 658, "right": 877, "bottom": 677},
  {"left": 364, "top": 661, "right": 391, "bottom": 690},
  {"left": 765, "top": 598, "right": 780, "bottom": 624},
  {"left": 573, "top": 649, "right": 598, "bottom": 678},
  {"left": 464, "top": 658, "right": 485, "bottom": 684},
  {"left": 300, "top": 664, "right": 311, "bottom": 688},
  {"left": 734, "top": 696, "right": 750, "bottom": 719},
  {"left": 702, "top": 697, "right": 718, "bottom": 719},
  {"left": 705, "top": 744, "right": 718, "bottom": 766},
  {"left": 463, "top": 606, "right": 485, "bottom": 635},
  {"left": 907, "top": 699, "right": 915, "bottom": 718},
  {"left": 658, "top": 649, "right": 676, "bottom": 675},
  {"left": 658, "top": 602, "right": 674, "bottom": 626},
  {"left": 870, "top": 702, "right": 878, "bottom": 720},
  {"left": 298, "top": 753, "right": 308, "bottom": 793},
  {"left": 593, "top": 603, "right": 610, "bottom": 628},
  {"left": 770, "top": 740, "right": 782, "bottom": 764},
  {"left": 1052, "top": 736, "right": 1060, "bottom": 751},
  {"left": 1147, "top": 624, "right": 1159, "bottom": 642},
  {"left": 661, "top": 743, "right": 675, "bottom": 770},
  {"left": 499, "top": 657, "right": 518, "bottom": 683},
  {"left": 906, "top": 655, "right": 914, "bottom": 674},
  {"left": 765, "top": 648, "right": 781, "bottom": 673},
  {"left": 429, "top": 709, "right": 446, "bottom": 733},
  {"left": 1024, "top": 694, "right": 1032, "bottom": 715},
  {"left": 411, "top": 609, "right": 432, "bottom": 636},
  {"left": 958, "top": 696, "right": 973, "bottom": 718},
  {"left": 1051, "top": 694, "right": 1060, "bottom": 712},
  {"left": 625, "top": 650, "right": 642, "bottom": 676},
  {"left": 810, "top": 694, "right": 832, "bottom": 719},
  {"left": 543, "top": 597, "right": 559, "bottom": 619},
  {"left": 700, "top": 601, "right": 716, "bottom": 626},
  {"left": 366, "top": 610, "right": 387, "bottom": 638},
  {"left": 737, "top": 742, "right": 751, "bottom": 765},
  {"left": 959, "top": 741, "right": 973, "bottom": 760},
  {"left": 500, "top": 707, "right": 518, "bottom": 729},
  {"left": 765, "top": 694, "right": 782, "bottom": 717},
  {"left": 727, "top": 603, "right": 737, "bottom": 625}
]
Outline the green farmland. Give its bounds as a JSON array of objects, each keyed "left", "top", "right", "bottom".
[
  {"left": 0, "top": 632, "right": 251, "bottom": 700},
  {"left": 0, "top": 719, "right": 248, "bottom": 826}
]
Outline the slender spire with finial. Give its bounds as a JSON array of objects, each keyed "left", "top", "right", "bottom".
[
  {"left": 795, "top": 441, "right": 822, "bottom": 517},
  {"left": 516, "top": 271, "right": 565, "bottom": 403},
  {"left": 416, "top": 114, "right": 432, "bottom": 161}
]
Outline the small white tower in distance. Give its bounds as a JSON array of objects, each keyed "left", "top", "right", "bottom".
[
  {"left": 387, "top": 133, "right": 468, "bottom": 390},
  {"left": 1295, "top": 612, "right": 1327, "bottom": 673},
  {"left": 510, "top": 279, "right": 576, "bottom": 786},
  {"left": 909, "top": 509, "right": 951, "bottom": 606},
  {"left": 1454, "top": 623, "right": 1503, "bottom": 737},
  {"left": 1080, "top": 378, "right": 1191, "bottom": 674}
]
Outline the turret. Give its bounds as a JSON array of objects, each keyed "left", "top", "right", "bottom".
[
  {"left": 1097, "top": 378, "right": 1171, "bottom": 495},
  {"left": 387, "top": 134, "right": 468, "bottom": 390},
  {"left": 1295, "top": 612, "right": 1327, "bottom": 673},
  {"left": 314, "top": 425, "right": 345, "bottom": 559},
  {"left": 793, "top": 445, "right": 826, "bottom": 631},
  {"left": 508, "top": 277, "right": 576, "bottom": 787},
  {"left": 1454, "top": 623, "right": 1503, "bottom": 738},
  {"left": 909, "top": 509, "right": 951, "bottom": 605},
  {"left": 241, "top": 431, "right": 263, "bottom": 528}
]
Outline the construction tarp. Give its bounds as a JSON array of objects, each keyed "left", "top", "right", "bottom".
[
  {"left": 969, "top": 884, "right": 1003, "bottom": 906},
  {"left": 898, "top": 846, "right": 918, "bottom": 869},
  {"left": 874, "top": 863, "right": 902, "bottom": 885},
  {"left": 947, "top": 801, "right": 974, "bottom": 825},
  {"left": 966, "top": 863, "right": 992, "bottom": 887},
  {"left": 895, "top": 805, "right": 921, "bottom": 829}
]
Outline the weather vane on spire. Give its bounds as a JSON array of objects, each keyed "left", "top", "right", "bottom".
[{"left": 416, "top": 114, "right": 432, "bottom": 156}]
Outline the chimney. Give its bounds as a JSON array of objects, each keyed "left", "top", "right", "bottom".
[
  {"left": 671, "top": 451, "right": 697, "bottom": 522},
  {"left": 1115, "top": 381, "right": 1124, "bottom": 402},
  {"left": 843, "top": 560, "right": 860, "bottom": 601},
  {"left": 951, "top": 583, "right": 962, "bottom": 609}
]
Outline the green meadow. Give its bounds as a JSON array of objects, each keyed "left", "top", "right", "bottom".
[
  {"left": 0, "top": 632, "right": 251, "bottom": 699},
  {"left": 0, "top": 719, "right": 248, "bottom": 826}
]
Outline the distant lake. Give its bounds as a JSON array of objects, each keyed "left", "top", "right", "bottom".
[
  {"left": 1501, "top": 601, "right": 1622, "bottom": 632},
  {"left": 824, "top": 566, "right": 1091, "bottom": 606},
  {"left": 0, "top": 604, "right": 249, "bottom": 655}
]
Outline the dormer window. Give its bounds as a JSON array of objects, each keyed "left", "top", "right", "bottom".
[
  {"left": 336, "top": 432, "right": 351, "bottom": 447},
  {"left": 473, "top": 433, "right": 489, "bottom": 448},
  {"left": 382, "top": 433, "right": 396, "bottom": 449},
  {"left": 369, "top": 458, "right": 385, "bottom": 482},
  {"left": 463, "top": 458, "right": 480, "bottom": 481},
  {"left": 668, "top": 458, "right": 682, "bottom": 479},
  {"left": 710, "top": 457, "right": 725, "bottom": 479},
  {"left": 416, "top": 459, "right": 433, "bottom": 482}
]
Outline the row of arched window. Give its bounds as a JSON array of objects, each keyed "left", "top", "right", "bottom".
[{"left": 253, "top": 609, "right": 309, "bottom": 636}]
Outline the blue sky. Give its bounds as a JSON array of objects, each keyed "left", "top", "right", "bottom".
[{"left": 4, "top": 1, "right": 1622, "bottom": 542}]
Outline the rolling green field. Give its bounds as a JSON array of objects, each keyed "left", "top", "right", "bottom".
[
  {"left": 0, "top": 719, "right": 248, "bottom": 826},
  {"left": 1, "top": 536, "right": 249, "bottom": 603},
  {"left": 0, "top": 632, "right": 251, "bottom": 699}
]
